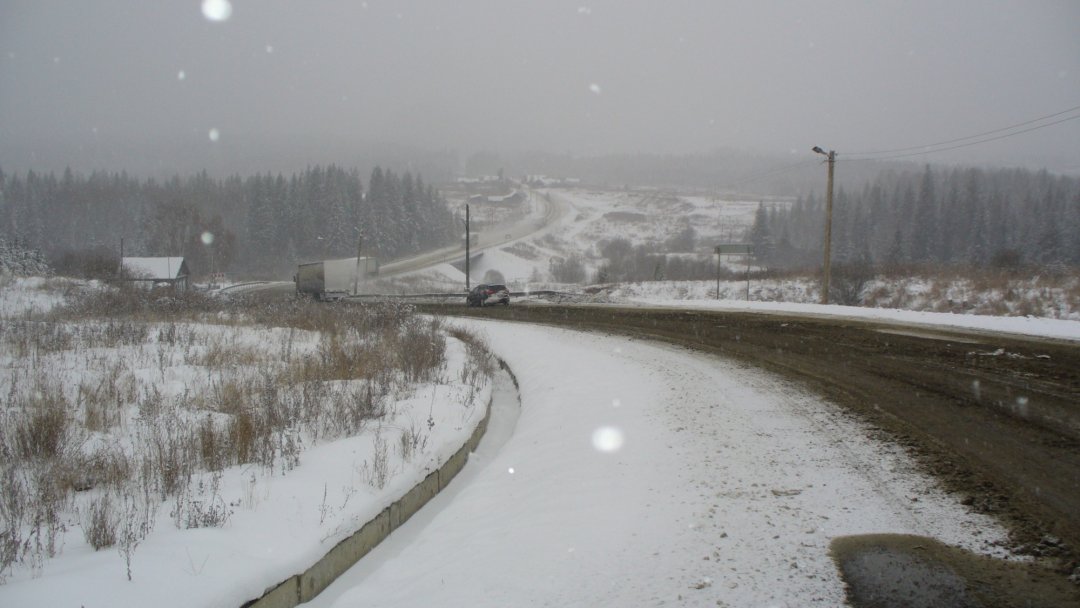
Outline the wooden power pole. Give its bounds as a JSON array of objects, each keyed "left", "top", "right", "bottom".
[
  {"left": 353, "top": 229, "right": 363, "bottom": 296},
  {"left": 814, "top": 147, "right": 836, "bottom": 305},
  {"left": 465, "top": 204, "right": 471, "bottom": 292}
]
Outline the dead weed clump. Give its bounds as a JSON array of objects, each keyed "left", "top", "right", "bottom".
[
  {"left": 12, "top": 389, "right": 73, "bottom": 462},
  {"left": 81, "top": 446, "right": 134, "bottom": 492},
  {"left": 78, "top": 365, "right": 133, "bottom": 433},
  {"left": 0, "top": 377, "right": 85, "bottom": 579},
  {"left": 397, "top": 316, "right": 447, "bottom": 383},
  {"left": 449, "top": 327, "right": 497, "bottom": 384},
  {"left": 54, "top": 284, "right": 219, "bottom": 320},
  {"left": 80, "top": 495, "right": 118, "bottom": 550}
]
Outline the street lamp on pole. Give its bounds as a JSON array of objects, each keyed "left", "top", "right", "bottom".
[
  {"left": 463, "top": 205, "right": 471, "bottom": 292},
  {"left": 714, "top": 245, "right": 721, "bottom": 300},
  {"left": 812, "top": 146, "right": 836, "bottom": 305}
]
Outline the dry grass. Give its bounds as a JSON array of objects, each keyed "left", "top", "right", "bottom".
[
  {"left": 851, "top": 266, "right": 1080, "bottom": 319},
  {"left": 12, "top": 388, "right": 72, "bottom": 462},
  {"left": 0, "top": 284, "right": 485, "bottom": 581},
  {"left": 80, "top": 495, "right": 118, "bottom": 550},
  {"left": 358, "top": 431, "right": 391, "bottom": 490}
]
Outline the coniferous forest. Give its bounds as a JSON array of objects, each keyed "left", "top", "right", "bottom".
[
  {"left": 0, "top": 165, "right": 457, "bottom": 278},
  {"left": 754, "top": 165, "right": 1080, "bottom": 272}
]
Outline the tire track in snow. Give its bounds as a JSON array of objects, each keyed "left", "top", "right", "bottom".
[
  {"left": 608, "top": 339, "right": 1009, "bottom": 605},
  {"left": 312, "top": 321, "right": 1010, "bottom": 607}
]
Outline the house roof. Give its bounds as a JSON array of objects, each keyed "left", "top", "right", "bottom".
[{"left": 121, "top": 257, "right": 187, "bottom": 280}]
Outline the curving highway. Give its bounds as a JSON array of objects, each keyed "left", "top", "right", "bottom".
[
  {"left": 421, "top": 302, "right": 1080, "bottom": 562},
  {"left": 230, "top": 187, "right": 570, "bottom": 296}
]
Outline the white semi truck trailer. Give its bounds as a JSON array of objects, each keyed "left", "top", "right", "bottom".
[{"left": 294, "top": 257, "right": 379, "bottom": 300}]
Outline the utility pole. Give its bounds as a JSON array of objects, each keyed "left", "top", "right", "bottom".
[
  {"left": 812, "top": 146, "right": 836, "bottom": 305},
  {"left": 353, "top": 227, "right": 363, "bottom": 296},
  {"left": 464, "top": 204, "right": 471, "bottom": 292},
  {"left": 745, "top": 250, "right": 752, "bottom": 302},
  {"left": 714, "top": 245, "right": 721, "bottom": 300}
]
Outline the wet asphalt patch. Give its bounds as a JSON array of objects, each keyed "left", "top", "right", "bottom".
[{"left": 831, "top": 534, "right": 1078, "bottom": 608}]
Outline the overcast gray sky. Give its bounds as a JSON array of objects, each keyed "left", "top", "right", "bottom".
[{"left": 2, "top": 0, "right": 1078, "bottom": 175}]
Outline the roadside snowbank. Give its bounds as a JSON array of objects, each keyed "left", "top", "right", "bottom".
[{"left": 614, "top": 296, "right": 1080, "bottom": 342}]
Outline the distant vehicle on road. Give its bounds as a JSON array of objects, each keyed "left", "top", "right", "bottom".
[
  {"left": 295, "top": 257, "right": 378, "bottom": 301},
  {"left": 467, "top": 284, "right": 510, "bottom": 307}
]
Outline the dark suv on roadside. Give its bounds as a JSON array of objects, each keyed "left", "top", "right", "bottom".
[{"left": 467, "top": 284, "right": 510, "bottom": 307}]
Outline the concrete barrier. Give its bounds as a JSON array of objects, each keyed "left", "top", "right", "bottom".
[
  {"left": 246, "top": 575, "right": 298, "bottom": 608},
  {"left": 389, "top": 469, "right": 440, "bottom": 529},
  {"left": 242, "top": 366, "right": 501, "bottom": 608}
]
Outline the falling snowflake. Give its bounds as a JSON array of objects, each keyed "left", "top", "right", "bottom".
[
  {"left": 201, "top": 0, "right": 233, "bottom": 22},
  {"left": 208, "top": 128, "right": 220, "bottom": 142},
  {"left": 201, "top": 232, "right": 215, "bottom": 245},
  {"left": 591, "top": 427, "right": 624, "bottom": 453},
  {"left": 589, "top": 83, "right": 602, "bottom": 95}
]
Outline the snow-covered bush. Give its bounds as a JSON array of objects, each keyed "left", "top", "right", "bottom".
[{"left": 0, "top": 239, "right": 51, "bottom": 278}]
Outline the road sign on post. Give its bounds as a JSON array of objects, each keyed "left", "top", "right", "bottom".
[
  {"left": 714, "top": 244, "right": 753, "bottom": 255},
  {"left": 714, "top": 243, "right": 754, "bottom": 301}
]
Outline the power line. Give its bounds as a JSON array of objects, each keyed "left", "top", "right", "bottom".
[
  {"left": 719, "top": 103, "right": 1080, "bottom": 189},
  {"left": 843, "top": 102, "right": 1080, "bottom": 161},
  {"left": 725, "top": 159, "right": 820, "bottom": 189},
  {"left": 844, "top": 113, "right": 1080, "bottom": 162}
]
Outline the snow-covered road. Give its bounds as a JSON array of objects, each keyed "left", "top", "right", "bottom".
[{"left": 308, "top": 320, "right": 1007, "bottom": 607}]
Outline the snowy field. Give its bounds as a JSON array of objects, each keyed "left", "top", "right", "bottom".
[
  {"left": 401, "top": 188, "right": 789, "bottom": 290},
  {"left": 548, "top": 189, "right": 790, "bottom": 249},
  {"left": 0, "top": 275, "right": 73, "bottom": 317},
  {"left": 0, "top": 280, "right": 494, "bottom": 607},
  {"left": 0, "top": 277, "right": 1053, "bottom": 606}
]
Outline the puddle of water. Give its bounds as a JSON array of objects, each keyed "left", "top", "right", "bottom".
[{"left": 830, "top": 535, "right": 1077, "bottom": 608}]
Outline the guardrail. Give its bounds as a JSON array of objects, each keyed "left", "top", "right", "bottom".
[
  {"left": 336, "top": 290, "right": 576, "bottom": 301},
  {"left": 218, "top": 281, "right": 271, "bottom": 292}
]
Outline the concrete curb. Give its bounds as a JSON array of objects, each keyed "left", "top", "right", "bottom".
[{"left": 241, "top": 364, "right": 501, "bottom": 608}]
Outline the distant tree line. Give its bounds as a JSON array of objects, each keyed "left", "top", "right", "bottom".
[
  {"left": 591, "top": 234, "right": 740, "bottom": 284},
  {"left": 752, "top": 165, "right": 1080, "bottom": 272},
  {"left": 0, "top": 165, "right": 456, "bottom": 278}
]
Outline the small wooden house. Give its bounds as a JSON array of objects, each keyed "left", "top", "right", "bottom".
[{"left": 119, "top": 257, "right": 190, "bottom": 292}]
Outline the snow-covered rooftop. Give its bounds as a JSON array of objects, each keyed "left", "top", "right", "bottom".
[{"left": 120, "top": 257, "right": 186, "bottom": 280}]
